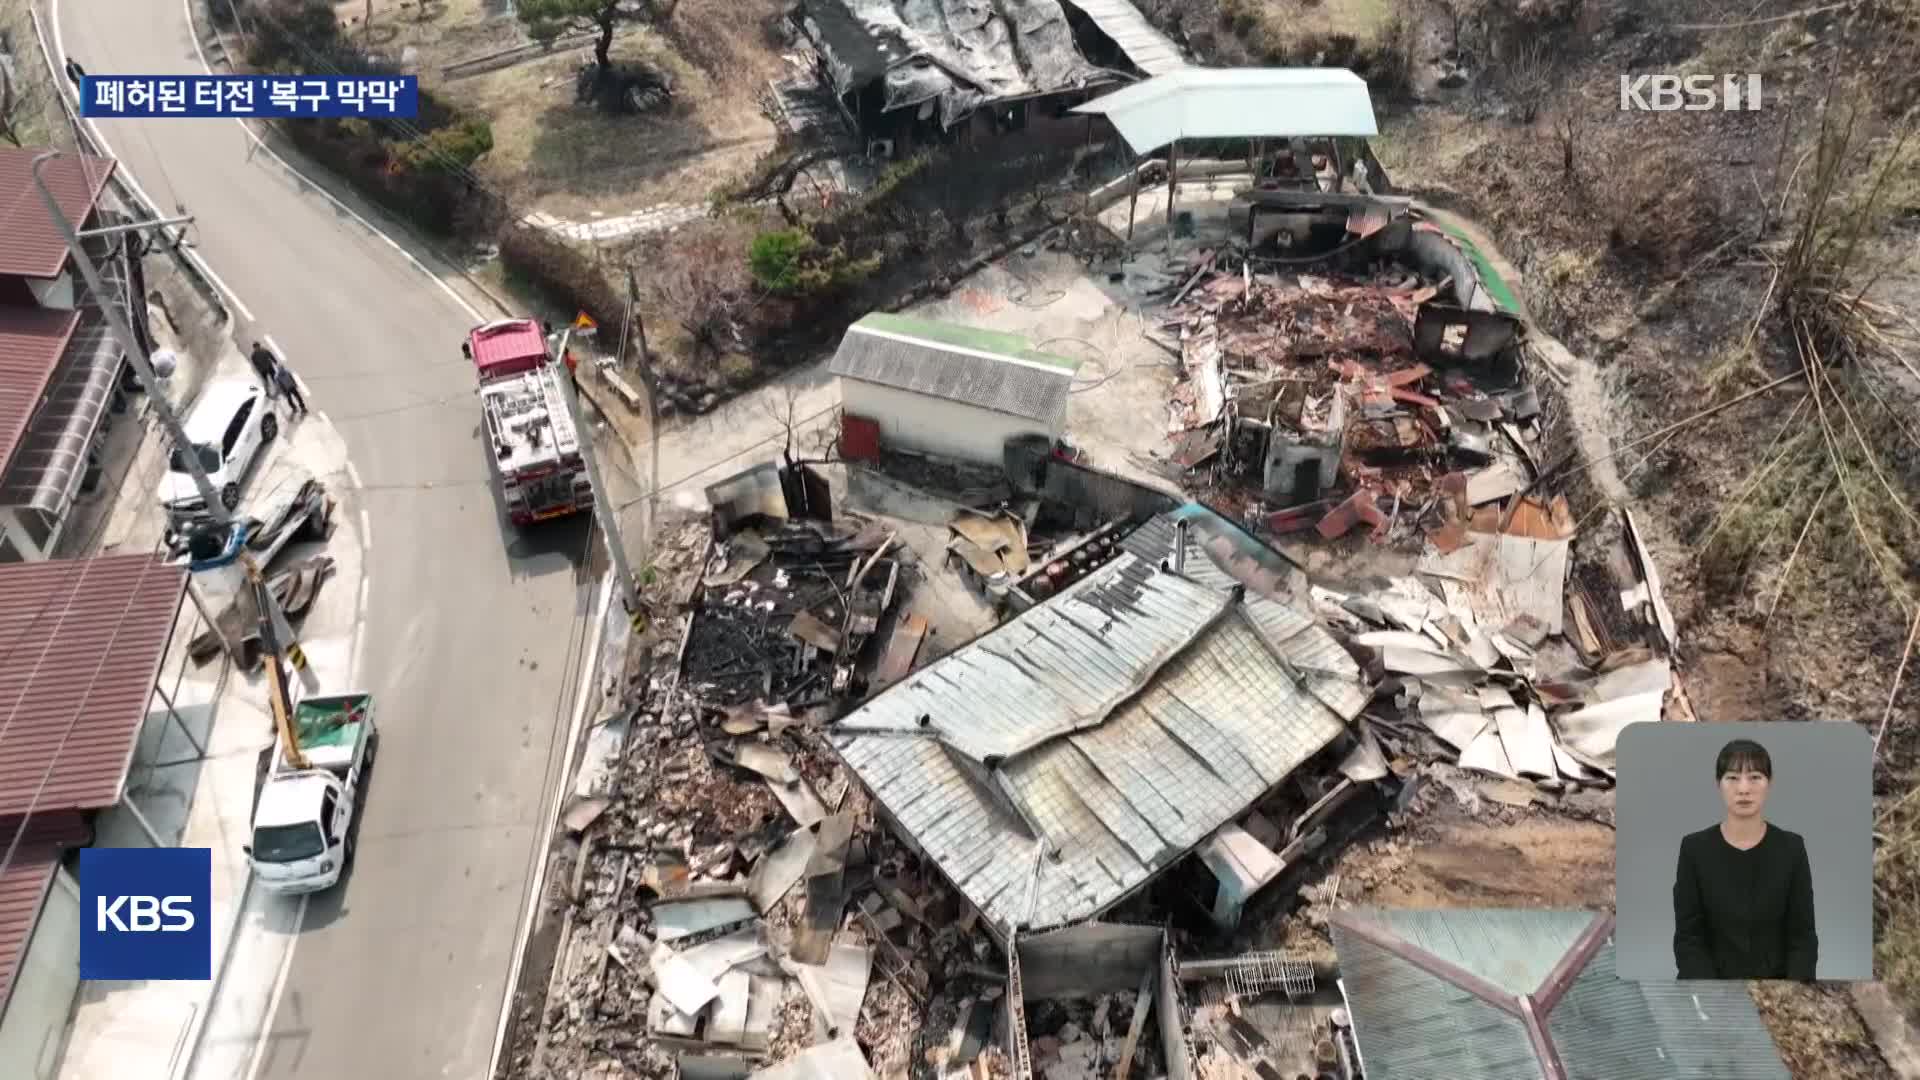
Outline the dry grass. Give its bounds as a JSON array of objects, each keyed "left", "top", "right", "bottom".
[
  {"left": 1369, "top": 4, "right": 1920, "bottom": 1061},
  {"left": 1751, "top": 982, "right": 1906, "bottom": 1079},
  {"left": 335, "top": 0, "right": 785, "bottom": 218}
]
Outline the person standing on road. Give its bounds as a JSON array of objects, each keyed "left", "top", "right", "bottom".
[
  {"left": 249, "top": 340, "right": 281, "bottom": 399},
  {"left": 274, "top": 362, "right": 309, "bottom": 417}
]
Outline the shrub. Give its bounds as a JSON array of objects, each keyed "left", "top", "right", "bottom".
[
  {"left": 387, "top": 117, "right": 495, "bottom": 175},
  {"left": 242, "top": 0, "right": 497, "bottom": 236},
  {"left": 747, "top": 229, "right": 813, "bottom": 290},
  {"left": 498, "top": 225, "right": 625, "bottom": 332},
  {"left": 747, "top": 229, "right": 879, "bottom": 295}
]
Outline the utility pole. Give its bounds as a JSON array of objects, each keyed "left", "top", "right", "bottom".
[
  {"left": 32, "top": 151, "right": 230, "bottom": 526},
  {"left": 549, "top": 328, "right": 643, "bottom": 614},
  {"left": 249, "top": 560, "right": 309, "bottom": 770},
  {"left": 37, "top": 152, "right": 309, "bottom": 707},
  {"left": 623, "top": 268, "right": 659, "bottom": 552}
]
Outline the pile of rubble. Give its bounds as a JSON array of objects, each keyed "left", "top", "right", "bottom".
[
  {"left": 516, "top": 514, "right": 1009, "bottom": 1079},
  {"left": 685, "top": 521, "right": 902, "bottom": 706},
  {"left": 1307, "top": 495, "right": 1680, "bottom": 799},
  {"left": 1160, "top": 258, "right": 1536, "bottom": 546}
]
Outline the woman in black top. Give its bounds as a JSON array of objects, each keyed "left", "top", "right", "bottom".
[{"left": 1672, "top": 738, "right": 1818, "bottom": 980}]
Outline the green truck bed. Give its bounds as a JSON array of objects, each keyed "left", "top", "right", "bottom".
[{"left": 279, "top": 693, "right": 374, "bottom": 773}]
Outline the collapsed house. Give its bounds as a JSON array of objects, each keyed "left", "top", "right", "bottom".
[
  {"left": 832, "top": 506, "right": 1374, "bottom": 945},
  {"left": 784, "top": 0, "right": 1184, "bottom": 153}
]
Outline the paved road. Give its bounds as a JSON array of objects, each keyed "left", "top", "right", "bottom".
[{"left": 55, "top": 2, "right": 592, "bottom": 1077}]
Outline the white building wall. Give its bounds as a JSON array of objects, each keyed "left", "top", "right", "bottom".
[
  {"left": 0, "top": 866, "right": 81, "bottom": 1080},
  {"left": 839, "top": 378, "right": 1058, "bottom": 465}
]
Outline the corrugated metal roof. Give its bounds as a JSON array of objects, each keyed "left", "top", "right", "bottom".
[
  {"left": 1355, "top": 908, "right": 1591, "bottom": 996},
  {"left": 1336, "top": 926, "right": 1541, "bottom": 1080},
  {"left": 0, "top": 306, "right": 81, "bottom": 483},
  {"left": 830, "top": 313, "right": 1080, "bottom": 425},
  {"left": 834, "top": 524, "right": 1364, "bottom": 934},
  {"left": 1072, "top": 67, "right": 1378, "bottom": 154},
  {"left": 0, "top": 809, "right": 90, "bottom": 1012},
  {"left": 1332, "top": 908, "right": 1789, "bottom": 1080},
  {"left": 1061, "top": 0, "right": 1188, "bottom": 76},
  {"left": 0, "top": 147, "right": 117, "bottom": 279},
  {"left": 1550, "top": 940, "right": 1791, "bottom": 1080},
  {"left": 1121, "top": 509, "right": 1366, "bottom": 719},
  {"left": 0, "top": 554, "right": 189, "bottom": 816},
  {"left": 0, "top": 302, "right": 124, "bottom": 517}
]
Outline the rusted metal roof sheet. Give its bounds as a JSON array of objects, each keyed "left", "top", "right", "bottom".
[
  {"left": 0, "top": 809, "right": 90, "bottom": 1011},
  {"left": 0, "top": 306, "right": 82, "bottom": 484},
  {"left": 834, "top": 513, "right": 1366, "bottom": 935},
  {"left": 0, "top": 554, "right": 188, "bottom": 816},
  {"left": 0, "top": 146, "right": 116, "bottom": 279}
]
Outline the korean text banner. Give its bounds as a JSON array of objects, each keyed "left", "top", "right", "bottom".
[{"left": 79, "top": 75, "right": 419, "bottom": 118}]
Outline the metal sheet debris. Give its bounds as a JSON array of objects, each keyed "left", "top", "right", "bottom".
[
  {"left": 652, "top": 941, "right": 722, "bottom": 1016},
  {"left": 655, "top": 896, "right": 758, "bottom": 942},
  {"left": 1421, "top": 533, "right": 1569, "bottom": 636},
  {"left": 793, "top": 941, "right": 873, "bottom": 1040},
  {"left": 748, "top": 827, "right": 818, "bottom": 913}
]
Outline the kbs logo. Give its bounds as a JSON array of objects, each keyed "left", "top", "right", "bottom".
[
  {"left": 96, "top": 895, "right": 196, "bottom": 932},
  {"left": 79, "top": 848, "right": 211, "bottom": 980},
  {"left": 1620, "top": 74, "right": 1764, "bottom": 112}
]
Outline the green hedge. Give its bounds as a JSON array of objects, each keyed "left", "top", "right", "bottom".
[
  {"left": 497, "top": 225, "right": 624, "bottom": 333},
  {"left": 245, "top": 0, "right": 497, "bottom": 237}
]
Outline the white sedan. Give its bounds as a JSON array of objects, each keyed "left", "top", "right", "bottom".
[{"left": 157, "top": 379, "right": 278, "bottom": 517}]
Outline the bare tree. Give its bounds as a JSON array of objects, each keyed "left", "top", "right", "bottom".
[
  {"left": 648, "top": 228, "right": 750, "bottom": 361},
  {"left": 759, "top": 381, "right": 836, "bottom": 466},
  {"left": 1553, "top": 105, "right": 1580, "bottom": 177},
  {"left": 1501, "top": 40, "right": 1553, "bottom": 123}
]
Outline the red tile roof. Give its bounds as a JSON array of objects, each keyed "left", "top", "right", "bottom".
[
  {"left": 0, "top": 305, "right": 82, "bottom": 481},
  {"left": 0, "top": 810, "right": 90, "bottom": 1010},
  {"left": 0, "top": 146, "right": 116, "bottom": 279},
  {"left": 0, "top": 555, "right": 188, "bottom": 817}
]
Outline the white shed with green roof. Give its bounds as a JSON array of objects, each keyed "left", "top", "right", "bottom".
[{"left": 829, "top": 312, "right": 1082, "bottom": 465}]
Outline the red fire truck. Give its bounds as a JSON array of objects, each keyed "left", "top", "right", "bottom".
[{"left": 462, "top": 319, "right": 593, "bottom": 526}]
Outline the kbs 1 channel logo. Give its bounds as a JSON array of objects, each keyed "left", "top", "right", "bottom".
[{"left": 78, "top": 848, "right": 212, "bottom": 981}]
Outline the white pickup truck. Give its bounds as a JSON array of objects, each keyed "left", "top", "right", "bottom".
[{"left": 246, "top": 692, "right": 377, "bottom": 894}]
